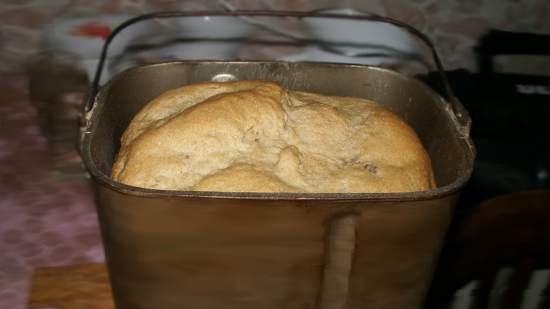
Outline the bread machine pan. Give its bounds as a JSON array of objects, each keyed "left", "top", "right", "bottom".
[
  {"left": 80, "top": 59, "right": 474, "bottom": 309},
  {"left": 79, "top": 9, "right": 474, "bottom": 309}
]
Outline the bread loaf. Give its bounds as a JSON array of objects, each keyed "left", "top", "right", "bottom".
[{"left": 112, "top": 80, "right": 435, "bottom": 192}]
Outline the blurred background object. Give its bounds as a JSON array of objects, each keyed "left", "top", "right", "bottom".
[
  {"left": 425, "top": 189, "right": 550, "bottom": 309},
  {"left": 2, "top": 0, "right": 549, "bottom": 73},
  {"left": 420, "top": 29, "right": 550, "bottom": 205},
  {"left": 419, "top": 28, "right": 550, "bottom": 309}
]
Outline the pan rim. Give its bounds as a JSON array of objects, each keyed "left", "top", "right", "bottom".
[{"left": 80, "top": 60, "right": 475, "bottom": 202}]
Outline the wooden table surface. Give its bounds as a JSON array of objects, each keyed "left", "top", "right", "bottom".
[{"left": 29, "top": 263, "right": 114, "bottom": 309}]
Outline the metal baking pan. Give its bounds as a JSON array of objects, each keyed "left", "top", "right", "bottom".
[{"left": 79, "top": 11, "right": 475, "bottom": 309}]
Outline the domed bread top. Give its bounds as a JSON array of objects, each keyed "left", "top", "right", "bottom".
[{"left": 112, "top": 80, "right": 435, "bottom": 193}]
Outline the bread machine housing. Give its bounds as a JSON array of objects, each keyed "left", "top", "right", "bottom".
[{"left": 79, "top": 11, "right": 475, "bottom": 309}]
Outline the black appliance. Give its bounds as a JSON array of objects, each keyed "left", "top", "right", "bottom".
[{"left": 420, "top": 30, "right": 550, "bottom": 205}]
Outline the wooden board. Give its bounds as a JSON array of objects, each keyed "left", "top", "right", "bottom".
[{"left": 29, "top": 263, "right": 114, "bottom": 309}]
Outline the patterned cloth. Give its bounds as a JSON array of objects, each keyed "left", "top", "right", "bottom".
[{"left": 0, "top": 76, "right": 104, "bottom": 309}]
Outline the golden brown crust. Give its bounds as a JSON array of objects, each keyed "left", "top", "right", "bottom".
[{"left": 112, "top": 80, "right": 435, "bottom": 193}]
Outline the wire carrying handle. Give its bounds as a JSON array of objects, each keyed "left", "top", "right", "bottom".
[{"left": 84, "top": 10, "right": 460, "bottom": 118}]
